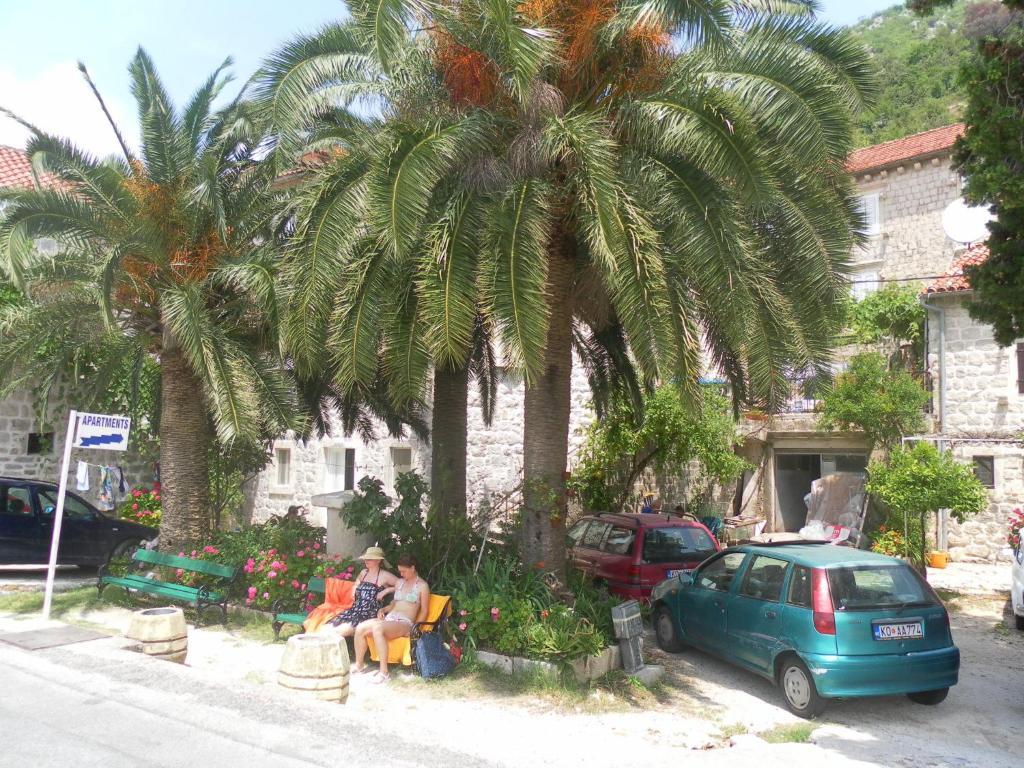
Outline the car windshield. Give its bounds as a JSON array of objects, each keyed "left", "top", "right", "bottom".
[
  {"left": 827, "top": 565, "right": 939, "bottom": 611},
  {"left": 642, "top": 527, "right": 716, "bottom": 564}
]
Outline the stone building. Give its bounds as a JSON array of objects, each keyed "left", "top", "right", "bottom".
[
  {"left": 733, "top": 124, "right": 1022, "bottom": 561},
  {"left": 922, "top": 245, "right": 1024, "bottom": 561}
]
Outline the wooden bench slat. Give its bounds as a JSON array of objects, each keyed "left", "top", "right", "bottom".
[
  {"left": 276, "top": 612, "right": 307, "bottom": 625},
  {"left": 101, "top": 574, "right": 224, "bottom": 603},
  {"left": 130, "top": 549, "right": 236, "bottom": 580}
]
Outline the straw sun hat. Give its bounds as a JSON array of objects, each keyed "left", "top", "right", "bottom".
[{"left": 357, "top": 546, "right": 391, "bottom": 568}]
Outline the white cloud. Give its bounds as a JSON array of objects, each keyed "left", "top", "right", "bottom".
[{"left": 0, "top": 61, "right": 138, "bottom": 158}]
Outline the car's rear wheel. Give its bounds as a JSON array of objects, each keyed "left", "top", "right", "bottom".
[
  {"left": 105, "top": 538, "right": 145, "bottom": 576},
  {"left": 653, "top": 605, "right": 684, "bottom": 652},
  {"left": 779, "top": 657, "right": 825, "bottom": 719},
  {"left": 907, "top": 687, "right": 949, "bottom": 705}
]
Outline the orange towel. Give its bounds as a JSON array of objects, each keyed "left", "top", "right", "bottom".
[{"left": 302, "top": 578, "right": 356, "bottom": 633}]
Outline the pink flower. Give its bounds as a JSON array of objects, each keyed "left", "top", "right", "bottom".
[
  {"left": 175, "top": 569, "right": 184, "bottom": 578},
  {"left": 247, "top": 586, "right": 257, "bottom": 598},
  {"left": 490, "top": 607, "right": 500, "bottom": 621},
  {"left": 132, "top": 490, "right": 142, "bottom": 498},
  {"left": 135, "top": 512, "right": 142, "bottom": 518},
  {"left": 458, "top": 622, "right": 467, "bottom": 631},
  {"left": 459, "top": 609, "right": 468, "bottom": 617},
  {"left": 245, "top": 598, "right": 253, "bottom": 606},
  {"left": 296, "top": 550, "right": 305, "bottom": 558},
  {"left": 300, "top": 583, "right": 307, "bottom": 591},
  {"left": 346, "top": 565, "right": 354, "bottom": 572},
  {"left": 203, "top": 545, "right": 218, "bottom": 554},
  {"left": 312, "top": 543, "right": 320, "bottom": 550},
  {"left": 268, "top": 571, "right": 277, "bottom": 579},
  {"left": 270, "top": 560, "right": 281, "bottom": 570},
  {"left": 131, "top": 503, "right": 139, "bottom": 511},
  {"left": 190, "top": 550, "right": 197, "bottom": 558},
  {"left": 292, "top": 579, "right": 300, "bottom": 589},
  {"left": 153, "top": 494, "right": 160, "bottom": 501},
  {"left": 178, "top": 551, "right": 185, "bottom": 557},
  {"left": 268, "top": 549, "right": 276, "bottom": 556},
  {"left": 325, "top": 567, "right": 335, "bottom": 575},
  {"left": 263, "top": 592, "right": 269, "bottom": 600}
]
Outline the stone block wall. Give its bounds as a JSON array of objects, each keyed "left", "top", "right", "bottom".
[
  {"left": 852, "top": 156, "right": 960, "bottom": 285},
  {"left": 0, "top": 388, "right": 155, "bottom": 509},
  {"left": 247, "top": 360, "right": 596, "bottom": 528},
  {"left": 925, "top": 296, "right": 1024, "bottom": 562}
]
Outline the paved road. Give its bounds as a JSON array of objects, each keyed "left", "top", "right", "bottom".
[
  {"left": 0, "top": 637, "right": 495, "bottom": 768},
  {"left": 0, "top": 565, "right": 96, "bottom": 594}
]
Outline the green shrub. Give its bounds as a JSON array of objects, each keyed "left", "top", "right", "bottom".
[
  {"left": 116, "top": 485, "right": 162, "bottom": 528},
  {"left": 445, "top": 553, "right": 618, "bottom": 663}
]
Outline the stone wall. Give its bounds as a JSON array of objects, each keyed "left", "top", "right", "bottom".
[
  {"left": 851, "top": 156, "right": 960, "bottom": 286},
  {"left": 0, "top": 388, "right": 155, "bottom": 509},
  {"left": 925, "top": 295, "right": 1024, "bottom": 562},
  {"left": 248, "top": 360, "right": 596, "bottom": 530}
]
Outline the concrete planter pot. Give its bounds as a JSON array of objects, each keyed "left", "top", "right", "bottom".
[
  {"left": 125, "top": 606, "right": 188, "bottom": 663},
  {"left": 278, "top": 633, "right": 350, "bottom": 703},
  {"left": 475, "top": 645, "right": 622, "bottom": 684}
]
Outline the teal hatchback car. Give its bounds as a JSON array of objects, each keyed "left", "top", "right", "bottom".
[{"left": 651, "top": 542, "right": 959, "bottom": 718}]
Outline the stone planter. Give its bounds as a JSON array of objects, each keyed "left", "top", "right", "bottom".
[
  {"left": 125, "top": 606, "right": 188, "bottom": 663},
  {"left": 278, "top": 633, "right": 350, "bottom": 703},
  {"left": 476, "top": 646, "right": 622, "bottom": 684}
]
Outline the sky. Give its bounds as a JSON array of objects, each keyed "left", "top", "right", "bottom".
[{"left": 0, "top": 0, "right": 901, "bottom": 156}]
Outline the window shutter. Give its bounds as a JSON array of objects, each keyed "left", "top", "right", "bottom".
[{"left": 1017, "top": 343, "right": 1024, "bottom": 394}]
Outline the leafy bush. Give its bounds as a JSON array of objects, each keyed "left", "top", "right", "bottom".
[
  {"left": 444, "top": 554, "right": 618, "bottom": 663},
  {"left": 818, "top": 352, "right": 930, "bottom": 449},
  {"left": 117, "top": 485, "right": 162, "bottom": 528},
  {"left": 870, "top": 526, "right": 917, "bottom": 561},
  {"left": 867, "top": 442, "right": 988, "bottom": 569},
  {"left": 189, "top": 516, "right": 358, "bottom": 611},
  {"left": 341, "top": 472, "right": 475, "bottom": 579}
]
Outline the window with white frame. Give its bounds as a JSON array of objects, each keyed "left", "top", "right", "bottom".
[
  {"left": 851, "top": 268, "right": 880, "bottom": 300},
  {"left": 857, "top": 193, "right": 881, "bottom": 236},
  {"left": 273, "top": 446, "right": 292, "bottom": 488},
  {"left": 388, "top": 446, "right": 414, "bottom": 492}
]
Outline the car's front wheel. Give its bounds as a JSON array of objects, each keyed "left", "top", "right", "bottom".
[
  {"left": 779, "top": 657, "right": 825, "bottom": 719},
  {"left": 653, "top": 604, "right": 684, "bottom": 652},
  {"left": 105, "top": 538, "right": 145, "bottom": 575},
  {"left": 907, "top": 687, "right": 949, "bottom": 705}
]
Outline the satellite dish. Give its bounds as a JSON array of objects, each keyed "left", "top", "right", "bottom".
[{"left": 942, "top": 198, "right": 994, "bottom": 244}]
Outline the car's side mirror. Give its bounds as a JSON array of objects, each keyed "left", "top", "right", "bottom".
[{"left": 43, "top": 505, "right": 55, "bottom": 516}]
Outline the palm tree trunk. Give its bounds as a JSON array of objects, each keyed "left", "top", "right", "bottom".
[
  {"left": 522, "top": 241, "right": 575, "bottom": 573},
  {"left": 158, "top": 347, "right": 211, "bottom": 553},
  {"left": 430, "top": 363, "right": 468, "bottom": 520}
]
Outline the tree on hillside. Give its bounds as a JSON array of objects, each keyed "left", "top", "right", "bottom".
[
  {"left": 0, "top": 50, "right": 301, "bottom": 552},
  {"left": 259, "top": 0, "right": 874, "bottom": 573},
  {"left": 910, "top": 1, "right": 1024, "bottom": 346}
]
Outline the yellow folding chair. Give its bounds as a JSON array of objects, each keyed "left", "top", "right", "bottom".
[{"left": 368, "top": 594, "right": 452, "bottom": 667}]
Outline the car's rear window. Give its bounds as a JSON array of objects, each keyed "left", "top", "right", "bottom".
[
  {"left": 827, "top": 565, "right": 939, "bottom": 611},
  {"left": 642, "top": 527, "right": 716, "bottom": 564}
]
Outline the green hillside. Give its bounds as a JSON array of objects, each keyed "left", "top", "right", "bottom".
[{"left": 850, "top": 1, "right": 973, "bottom": 146}]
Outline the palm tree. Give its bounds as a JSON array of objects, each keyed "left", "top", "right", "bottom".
[
  {"left": 0, "top": 49, "right": 301, "bottom": 553},
  {"left": 258, "top": 0, "right": 874, "bottom": 572}
]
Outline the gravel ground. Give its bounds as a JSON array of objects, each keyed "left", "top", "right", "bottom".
[{"left": 1, "top": 562, "right": 1019, "bottom": 768}]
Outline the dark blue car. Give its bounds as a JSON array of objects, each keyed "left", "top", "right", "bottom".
[
  {"left": 651, "top": 542, "right": 959, "bottom": 718},
  {"left": 0, "top": 477, "right": 157, "bottom": 566}
]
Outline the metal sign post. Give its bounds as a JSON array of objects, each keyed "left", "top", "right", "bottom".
[
  {"left": 42, "top": 410, "right": 131, "bottom": 621},
  {"left": 42, "top": 409, "right": 78, "bottom": 621}
]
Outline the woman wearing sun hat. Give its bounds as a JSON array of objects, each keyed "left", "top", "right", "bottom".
[{"left": 320, "top": 546, "right": 397, "bottom": 638}]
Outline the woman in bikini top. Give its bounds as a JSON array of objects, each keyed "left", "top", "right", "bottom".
[{"left": 352, "top": 552, "right": 430, "bottom": 683}]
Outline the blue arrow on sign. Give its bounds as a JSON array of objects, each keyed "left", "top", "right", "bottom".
[{"left": 78, "top": 433, "right": 125, "bottom": 447}]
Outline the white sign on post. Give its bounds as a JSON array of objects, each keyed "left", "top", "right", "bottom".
[
  {"left": 73, "top": 412, "right": 131, "bottom": 451},
  {"left": 42, "top": 410, "right": 132, "bottom": 621}
]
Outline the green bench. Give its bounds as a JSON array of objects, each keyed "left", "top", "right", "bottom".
[
  {"left": 271, "top": 576, "right": 326, "bottom": 640},
  {"left": 98, "top": 548, "right": 236, "bottom": 623}
]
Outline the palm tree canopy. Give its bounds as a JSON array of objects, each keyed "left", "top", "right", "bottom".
[
  {"left": 258, "top": 0, "right": 875, "bottom": 411},
  {"left": 0, "top": 48, "right": 300, "bottom": 446}
]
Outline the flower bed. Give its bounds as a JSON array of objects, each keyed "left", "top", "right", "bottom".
[{"left": 117, "top": 485, "right": 162, "bottom": 528}]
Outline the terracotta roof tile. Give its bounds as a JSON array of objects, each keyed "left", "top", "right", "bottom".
[
  {"left": 847, "top": 124, "right": 965, "bottom": 175},
  {"left": 0, "top": 145, "right": 60, "bottom": 190},
  {"left": 924, "top": 244, "right": 989, "bottom": 294}
]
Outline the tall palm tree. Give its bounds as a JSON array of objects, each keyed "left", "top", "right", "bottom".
[
  {"left": 258, "top": 0, "right": 875, "bottom": 572},
  {"left": 0, "top": 49, "right": 301, "bottom": 553}
]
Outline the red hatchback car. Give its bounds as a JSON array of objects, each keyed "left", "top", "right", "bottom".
[{"left": 567, "top": 513, "right": 721, "bottom": 600}]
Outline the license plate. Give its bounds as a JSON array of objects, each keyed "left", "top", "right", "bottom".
[
  {"left": 667, "top": 569, "right": 691, "bottom": 579},
  {"left": 873, "top": 621, "right": 923, "bottom": 640}
]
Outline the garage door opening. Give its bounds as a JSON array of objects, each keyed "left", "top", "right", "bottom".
[{"left": 774, "top": 453, "right": 867, "bottom": 532}]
